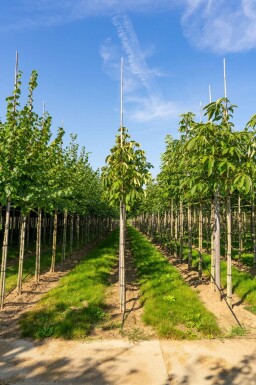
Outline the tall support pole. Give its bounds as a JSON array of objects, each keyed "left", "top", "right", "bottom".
[
  {"left": 120, "top": 57, "right": 124, "bottom": 146},
  {"left": 119, "top": 57, "right": 126, "bottom": 314},
  {"left": 223, "top": 58, "right": 227, "bottom": 98},
  {"left": 209, "top": 84, "right": 212, "bottom": 103}
]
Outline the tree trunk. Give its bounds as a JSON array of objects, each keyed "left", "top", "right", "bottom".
[
  {"left": 0, "top": 200, "right": 11, "bottom": 309},
  {"left": 17, "top": 214, "right": 27, "bottom": 295},
  {"left": 198, "top": 203, "right": 203, "bottom": 280},
  {"left": 62, "top": 210, "right": 68, "bottom": 261},
  {"left": 50, "top": 210, "right": 58, "bottom": 273},
  {"left": 70, "top": 213, "right": 74, "bottom": 255},
  {"left": 188, "top": 204, "right": 192, "bottom": 270},
  {"left": 214, "top": 191, "right": 221, "bottom": 298},
  {"left": 179, "top": 201, "right": 183, "bottom": 263},
  {"left": 174, "top": 208, "right": 178, "bottom": 258},
  {"left": 238, "top": 196, "right": 242, "bottom": 265},
  {"left": 35, "top": 208, "right": 42, "bottom": 283},
  {"left": 26, "top": 213, "right": 30, "bottom": 250},
  {"left": 252, "top": 197, "right": 256, "bottom": 275},
  {"left": 10, "top": 208, "right": 15, "bottom": 247},
  {"left": 210, "top": 200, "right": 216, "bottom": 291},
  {"left": 76, "top": 214, "right": 80, "bottom": 249},
  {"left": 226, "top": 195, "right": 232, "bottom": 307},
  {"left": 119, "top": 200, "right": 126, "bottom": 314}
]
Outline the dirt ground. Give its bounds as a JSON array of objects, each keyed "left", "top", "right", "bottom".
[{"left": 0, "top": 236, "right": 256, "bottom": 384}]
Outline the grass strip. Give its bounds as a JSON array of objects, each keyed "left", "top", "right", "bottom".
[
  {"left": 20, "top": 230, "right": 119, "bottom": 340},
  {"left": 128, "top": 227, "right": 221, "bottom": 339},
  {"left": 181, "top": 245, "right": 256, "bottom": 314},
  {"left": 5, "top": 246, "right": 64, "bottom": 295}
]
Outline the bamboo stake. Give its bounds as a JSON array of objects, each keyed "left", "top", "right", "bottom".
[
  {"left": 223, "top": 58, "right": 227, "bottom": 98},
  {"left": 119, "top": 57, "right": 126, "bottom": 314},
  {"left": 209, "top": 84, "right": 212, "bottom": 103},
  {"left": 214, "top": 191, "right": 221, "bottom": 299},
  {"left": 17, "top": 214, "right": 26, "bottom": 295},
  {"left": 35, "top": 208, "right": 42, "bottom": 283},
  {"left": 62, "top": 210, "right": 68, "bottom": 261},
  {"left": 0, "top": 200, "right": 11, "bottom": 309},
  {"left": 210, "top": 200, "right": 216, "bottom": 291},
  {"left": 226, "top": 195, "right": 232, "bottom": 307},
  {"left": 50, "top": 210, "right": 58, "bottom": 273},
  {"left": 198, "top": 203, "right": 203, "bottom": 280}
]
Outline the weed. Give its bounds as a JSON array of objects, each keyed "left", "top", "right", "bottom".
[
  {"left": 228, "top": 326, "right": 247, "bottom": 338},
  {"left": 121, "top": 327, "right": 150, "bottom": 342},
  {"left": 37, "top": 324, "right": 54, "bottom": 339}
]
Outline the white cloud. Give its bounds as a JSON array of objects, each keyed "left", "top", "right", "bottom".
[
  {"left": 127, "top": 95, "right": 183, "bottom": 122},
  {"left": 101, "top": 14, "right": 179, "bottom": 124},
  {"left": 0, "top": 0, "right": 177, "bottom": 31},
  {"left": 3, "top": 1, "right": 256, "bottom": 53},
  {"left": 182, "top": 0, "right": 256, "bottom": 52}
]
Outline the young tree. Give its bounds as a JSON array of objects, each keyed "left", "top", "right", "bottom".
[{"left": 102, "top": 127, "right": 152, "bottom": 313}]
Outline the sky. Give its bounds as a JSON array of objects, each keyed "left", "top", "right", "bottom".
[{"left": 0, "top": 0, "right": 256, "bottom": 177}]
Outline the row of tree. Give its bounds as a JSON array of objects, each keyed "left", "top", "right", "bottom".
[
  {"left": 0, "top": 66, "right": 116, "bottom": 308},
  {"left": 133, "top": 98, "right": 256, "bottom": 307}
]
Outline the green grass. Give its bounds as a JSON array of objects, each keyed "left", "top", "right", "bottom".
[
  {"left": 4, "top": 236, "right": 88, "bottom": 296},
  {"left": 5, "top": 247, "right": 63, "bottom": 295},
  {"left": 128, "top": 227, "right": 221, "bottom": 340},
  {"left": 20, "top": 230, "right": 119, "bottom": 340}
]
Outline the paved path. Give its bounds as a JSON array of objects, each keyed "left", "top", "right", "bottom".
[{"left": 1, "top": 337, "right": 256, "bottom": 385}]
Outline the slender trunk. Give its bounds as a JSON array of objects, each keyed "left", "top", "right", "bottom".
[
  {"left": 179, "top": 201, "right": 183, "bottom": 263},
  {"left": 10, "top": 208, "right": 15, "bottom": 247},
  {"left": 214, "top": 191, "right": 221, "bottom": 298},
  {"left": 226, "top": 195, "right": 232, "bottom": 307},
  {"left": 49, "top": 216, "right": 53, "bottom": 246},
  {"left": 62, "top": 210, "right": 68, "bottom": 261},
  {"left": 0, "top": 200, "right": 11, "bottom": 309},
  {"left": 50, "top": 210, "right": 58, "bottom": 273},
  {"left": 43, "top": 211, "right": 47, "bottom": 249},
  {"left": 119, "top": 200, "right": 126, "bottom": 314},
  {"left": 35, "top": 208, "right": 42, "bottom": 283},
  {"left": 210, "top": 200, "right": 216, "bottom": 291},
  {"left": 70, "top": 214, "right": 74, "bottom": 255},
  {"left": 198, "top": 203, "right": 203, "bottom": 280},
  {"left": 170, "top": 200, "right": 174, "bottom": 254},
  {"left": 17, "top": 214, "right": 27, "bottom": 295},
  {"left": 252, "top": 197, "right": 256, "bottom": 275},
  {"left": 76, "top": 214, "right": 80, "bottom": 249},
  {"left": 26, "top": 213, "right": 30, "bottom": 250},
  {"left": 238, "top": 196, "right": 242, "bottom": 265},
  {"left": 188, "top": 204, "right": 192, "bottom": 270},
  {"left": 174, "top": 208, "right": 178, "bottom": 258},
  {"left": 0, "top": 205, "right": 2, "bottom": 228}
]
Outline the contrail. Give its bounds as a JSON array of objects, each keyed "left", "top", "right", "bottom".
[{"left": 112, "top": 14, "right": 153, "bottom": 91}]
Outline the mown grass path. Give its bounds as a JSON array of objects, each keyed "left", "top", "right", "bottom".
[
  {"left": 128, "top": 227, "right": 221, "bottom": 339},
  {"left": 3, "top": 230, "right": 119, "bottom": 340}
]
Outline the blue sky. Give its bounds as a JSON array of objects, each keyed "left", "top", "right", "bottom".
[{"left": 0, "top": 0, "right": 256, "bottom": 176}]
